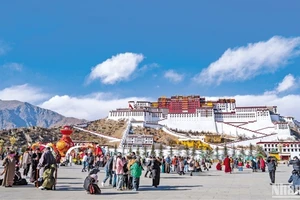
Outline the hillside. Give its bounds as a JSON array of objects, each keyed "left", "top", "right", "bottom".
[
  {"left": 0, "top": 119, "right": 178, "bottom": 149},
  {"left": 0, "top": 100, "right": 86, "bottom": 130}
]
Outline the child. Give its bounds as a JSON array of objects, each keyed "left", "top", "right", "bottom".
[
  {"left": 216, "top": 160, "right": 222, "bottom": 171},
  {"left": 288, "top": 170, "right": 300, "bottom": 195},
  {"left": 238, "top": 160, "right": 243, "bottom": 171},
  {"left": 246, "top": 162, "right": 251, "bottom": 168},
  {"left": 130, "top": 156, "right": 143, "bottom": 191}
]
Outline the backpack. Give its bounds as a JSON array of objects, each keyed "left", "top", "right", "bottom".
[{"left": 88, "top": 183, "right": 101, "bottom": 194}]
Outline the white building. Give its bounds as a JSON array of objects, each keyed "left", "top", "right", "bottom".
[
  {"left": 124, "top": 135, "right": 154, "bottom": 147},
  {"left": 108, "top": 100, "right": 300, "bottom": 144},
  {"left": 257, "top": 141, "right": 300, "bottom": 160}
]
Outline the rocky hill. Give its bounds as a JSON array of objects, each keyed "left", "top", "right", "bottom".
[
  {"left": 0, "top": 100, "right": 86, "bottom": 130},
  {"left": 0, "top": 119, "right": 178, "bottom": 149}
]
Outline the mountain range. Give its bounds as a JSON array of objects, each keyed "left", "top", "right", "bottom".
[{"left": 0, "top": 99, "right": 87, "bottom": 130}]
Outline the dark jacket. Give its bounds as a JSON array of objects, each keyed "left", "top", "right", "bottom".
[
  {"left": 289, "top": 159, "right": 300, "bottom": 171},
  {"left": 104, "top": 157, "right": 113, "bottom": 171},
  {"left": 38, "top": 150, "right": 56, "bottom": 168},
  {"left": 267, "top": 161, "right": 276, "bottom": 171}
]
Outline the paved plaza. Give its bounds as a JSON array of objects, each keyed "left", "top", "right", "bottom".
[{"left": 0, "top": 161, "right": 296, "bottom": 200}]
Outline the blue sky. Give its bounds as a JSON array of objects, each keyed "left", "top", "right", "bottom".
[{"left": 0, "top": 1, "right": 300, "bottom": 120}]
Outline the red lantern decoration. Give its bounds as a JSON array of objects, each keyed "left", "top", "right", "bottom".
[{"left": 56, "top": 125, "right": 74, "bottom": 157}]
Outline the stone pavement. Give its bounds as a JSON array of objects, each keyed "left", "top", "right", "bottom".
[{"left": 0, "top": 161, "right": 295, "bottom": 200}]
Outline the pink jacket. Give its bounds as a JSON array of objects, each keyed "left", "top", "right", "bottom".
[{"left": 116, "top": 158, "right": 125, "bottom": 175}]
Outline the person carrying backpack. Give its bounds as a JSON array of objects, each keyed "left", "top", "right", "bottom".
[
  {"left": 188, "top": 158, "right": 195, "bottom": 176},
  {"left": 83, "top": 169, "right": 101, "bottom": 195},
  {"left": 289, "top": 156, "right": 300, "bottom": 172}
]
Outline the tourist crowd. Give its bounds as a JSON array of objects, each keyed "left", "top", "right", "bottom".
[{"left": 1, "top": 147, "right": 300, "bottom": 195}]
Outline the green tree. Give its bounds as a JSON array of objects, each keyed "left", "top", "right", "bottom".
[
  {"left": 150, "top": 144, "right": 156, "bottom": 156},
  {"left": 249, "top": 143, "right": 253, "bottom": 156},
  {"left": 191, "top": 143, "right": 196, "bottom": 157},
  {"left": 240, "top": 146, "right": 245, "bottom": 158},
  {"left": 223, "top": 145, "right": 228, "bottom": 158},
  {"left": 232, "top": 145, "right": 236, "bottom": 158},
  {"left": 159, "top": 143, "right": 164, "bottom": 158},
  {"left": 136, "top": 146, "right": 140, "bottom": 156},
  {"left": 199, "top": 146, "right": 205, "bottom": 158},
  {"left": 206, "top": 148, "right": 214, "bottom": 159},
  {"left": 128, "top": 146, "right": 132, "bottom": 154},
  {"left": 215, "top": 146, "right": 220, "bottom": 160},
  {"left": 143, "top": 145, "right": 147, "bottom": 157},
  {"left": 255, "top": 145, "right": 267, "bottom": 157},
  {"left": 185, "top": 144, "right": 189, "bottom": 157},
  {"left": 169, "top": 146, "right": 174, "bottom": 157},
  {"left": 114, "top": 144, "right": 117, "bottom": 153}
]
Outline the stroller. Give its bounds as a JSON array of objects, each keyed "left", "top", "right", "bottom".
[{"left": 83, "top": 168, "right": 101, "bottom": 194}]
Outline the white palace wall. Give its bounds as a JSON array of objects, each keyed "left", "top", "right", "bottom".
[{"left": 159, "top": 115, "right": 217, "bottom": 132}]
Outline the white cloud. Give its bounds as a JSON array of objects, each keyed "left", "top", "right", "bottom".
[
  {"left": 194, "top": 36, "right": 300, "bottom": 85},
  {"left": 264, "top": 74, "right": 299, "bottom": 95},
  {"left": 39, "top": 94, "right": 153, "bottom": 120},
  {"left": 87, "top": 52, "right": 144, "bottom": 84},
  {"left": 2, "top": 63, "right": 23, "bottom": 71},
  {"left": 1, "top": 84, "right": 300, "bottom": 122},
  {"left": 164, "top": 70, "right": 184, "bottom": 83},
  {"left": 139, "top": 63, "right": 159, "bottom": 72},
  {"left": 276, "top": 74, "right": 297, "bottom": 93},
  {"left": 0, "top": 41, "right": 10, "bottom": 56},
  {"left": 206, "top": 94, "right": 300, "bottom": 120},
  {"left": 0, "top": 84, "right": 49, "bottom": 104}
]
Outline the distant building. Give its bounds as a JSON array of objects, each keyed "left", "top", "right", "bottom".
[
  {"left": 108, "top": 95, "right": 300, "bottom": 146},
  {"left": 256, "top": 141, "right": 300, "bottom": 160},
  {"left": 123, "top": 135, "right": 154, "bottom": 147}
]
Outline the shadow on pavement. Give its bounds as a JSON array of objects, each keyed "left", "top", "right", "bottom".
[
  {"left": 57, "top": 187, "right": 84, "bottom": 191},
  {"left": 57, "top": 177, "right": 82, "bottom": 180},
  {"left": 57, "top": 182, "right": 84, "bottom": 185},
  {"left": 101, "top": 192, "right": 137, "bottom": 195},
  {"left": 161, "top": 176, "right": 191, "bottom": 179},
  {"left": 138, "top": 185, "right": 203, "bottom": 191}
]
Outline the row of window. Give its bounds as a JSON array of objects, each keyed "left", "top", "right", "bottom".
[
  {"left": 263, "top": 144, "right": 300, "bottom": 148},
  {"left": 110, "top": 112, "right": 162, "bottom": 118},
  {"left": 257, "top": 111, "right": 269, "bottom": 117},
  {"left": 277, "top": 124, "right": 288, "bottom": 129},
  {"left": 265, "top": 148, "right": 300, "bottom": 152},
  {"left": 168, "top": 113, "right": 213, "bottom": 118},
  {"left": 236, "top": 108, "right": 258, "bottom": 112}
]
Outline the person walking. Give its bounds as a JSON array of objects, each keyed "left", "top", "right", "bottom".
[
  {"left": 165, "top": 155, "right": 171, "bottom": 173},
  {"left": 115, "top": 153, "right": 125, "bottom": 191},
  {"left": 82, "top": 153, "right": 88, "bottom": 172},
  {"left": 267, "top": 157, "right": 276, "bottom": 185},
  {"left": 101, "top": 153, "right": 113, "bottom": 187},
  {"left": 151, "top": 157, "right": 161, "bottom": 188}
]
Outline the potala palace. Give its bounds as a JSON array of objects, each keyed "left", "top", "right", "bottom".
[{"left": 108, "top": 95, "right": 300, "bottom": 148}]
